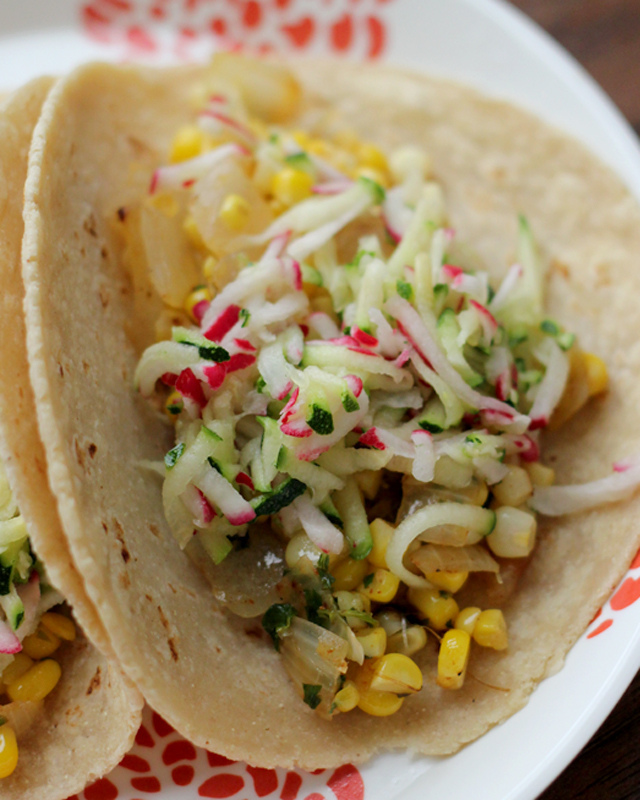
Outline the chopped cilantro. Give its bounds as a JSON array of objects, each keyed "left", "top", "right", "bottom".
[
  {"left": 262, "top": 603, "right": 296, "bottom": 651},
  {"left": 540, "top": 319, "right": 559, "bottom": 336},
  {"left": 239, "top": 308, "right": 250, "bottom": 327},
  {"left": 303, "top": 683, "right": 322, "bottom": 710},
  {"left": 363, "top": 573, "right": 375, "bottom": 589},
  {"left": 198, "top": 344, "right": 230, "bottom": 362},
  {"left": 317, "top": 554, "right": 335, "bottom": 591},
  {"left": 164, "top": 442, "right": 185, "bottom": 469},
  {"left": 396, "top": 280, "right": 413, "bottom": 300},
  {"left": 255, "top": 375, "right": 266, "bottom": 393}
]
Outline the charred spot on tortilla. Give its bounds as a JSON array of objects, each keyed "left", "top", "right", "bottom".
[{"left": 86, "top": 667, "right": 102, "bottom": 696}]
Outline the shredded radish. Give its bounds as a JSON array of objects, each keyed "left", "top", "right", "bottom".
[
  {"left": 531, "top": 463, "right": 640, "bottom": 516},
  {"left": 291, "top": 494, "right": 344, "bottom": 554}
]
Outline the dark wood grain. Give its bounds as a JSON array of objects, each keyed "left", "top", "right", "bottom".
[{"left": 505, "top": 4, "right": 640, "bottom": 797}]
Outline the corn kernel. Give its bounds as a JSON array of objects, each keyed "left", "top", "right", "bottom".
[
  {"left": 219, "top": 194, "right": 251, "bottom": 231},
  {"left": 437, "top": 629, "right": 471, "bottom": 690},
  {"left": 358, "top": 569, "right": 400, "bottom": 604},
  {"left": 486, "top": 506, "right": 536, "bottom": 559},
  {"left": 41, "top": 612, "right": 76, "bottom": 642},
  {"left": 473, "top": 609, "right": 508, "bottom": 650},
  {"left": 331, "top": 557, "right": 370, "bottom": 592},
  {"left": 1, "top": 653, "right": 34, "bottom": 686},
  {"left": 183, "top": 214, "right": 208, "bottom": 251},
  {"left": 357, "top": 143, "right": 389, "bottom": 173},
  {"left": 7, "top": 659, "right": 61, "bottom": 703},
  {"left": 424, "top": 570, "right": 468, "bottom": 593},
  {"left": 584, "top": 352, "right": 608, "bottom": 396},
  {"left": 271, "top": 167, "right": 314, "bottom": 207},
  {"left": 368, "top": 519, "right": 394, "bottom": 569},
  {"left": 147, "top": 192, "right": 179, "bottom": 217},
  {"left": 170, "top": 125, "right": 206, "bottom": 163},
  {"left": 355, "top": 626, "right": 387, "bottom": 658},
  {"left": 357, "top": 687, "right": 404, "bottom": 716},
  {"left": 454, "top": 606, "right": 481, "bottom": 636},
  {"left": 492, "top": 465, "right": 533, "bottom": 507},
  {"left": 0, "top": 725, "right": 18, "bottom": 779},
  {"left": 387, "top": 625, "right": 428, "bottom": 657},
  {"left": 408, "top": 587, "right": 459, "bottom": 630},
  {"left": 21, "top": 627, "right": 61, "bottom": 660},
  {"left": 524, "top": 461, "right": 555, "bottom": 487},
  {"left": 333, "top": 680, "right": 359, "bottom": 713},
  {"left": 165, "top": 391, "right": 183, "bottom": 418},
  {"left": 285, "top": 531, "right": 322, "bottom": 569},
  {"left": 369, "top": 653, "right": 423, "bottom": 695},
  {"left": 184, "top": 285, "right": 212, "bottom": 324}
]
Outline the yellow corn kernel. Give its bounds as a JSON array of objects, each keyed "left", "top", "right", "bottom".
[
  {"left": 183, "top": 214, "right": 208, "bottom": 251},
  {"left": 358, "top": 569, "right": 400, "bottom": 604},
  {"left": 369, "top": 653, "right": 423, "bottom": 695},
  {"left": 331, "top": 557, "right": 370, "bottom": 592},
  {"left": 387, "top": 625, "right": 428, "bottom": 657},
  {"left": 271, "top": 167, "right": 314, "bottom": 207},
  {"left": 170, "top": 125, "right": 206, "bottom": 163},
  {"left": 0, "top": 725, "right": 18, "bottom": 779},
  {"left": 583, "top": 352, "right": 608, "bottom": 396},
  {"left": 357, "top": 687, "right": 404, "bottom": 717},
  {"left": 492, "top": 465, "right": 533, "bottom": 507},
  {"left": 355, "top": 626, "right": 387, "bottom": 658},
  {"left": 524, "top": 461, "right": 555, "bottom": 488},
  {"left": 1, "top": 653, "right": 34, "bottom": 686},
  {"left": 165, "top": 391, "right": 183, "bottom": 418},
  {"left": 333, "top": 680, "right": 359, "bottom": 713},
  {"left": 355, "top": 166, "right": 389, "bottom": 189},
  {"left": 184, "top": 285, "right": 212, "bottom": 324},
  {"left": 368, "top": 519, "right": 394, "bottom": 569},
  {"left": 454, "top": 606, "right": 482, "bottom": 636},
  {"left": 437, "top": 629, "right": 471, "bottom": 690},
  {"left": 408, "top": 588, "right": 459, "bottom": 630},
  {"left": 202, "top": 255, "right": 217, "bottom": 283},
  {"left": 219, "top": 194, "right": 251, "bottom": 231},
  {"left": 7, "top": 659, "right": 61, "bottom": 703},
  {"left": 424, "top": 570, "right": 468, "bottom": 594},
  {"left": 41, "top": 612, "right": 76, "bottom": 642},
  {"left": 357, "top": 143, "right": 389, "bottom": 174},
  {"left": 473, "top": 609, "right": 508, "bottom": 650},
  {"left": 21, "top": 627, "right": 61, "bottom": 660}
]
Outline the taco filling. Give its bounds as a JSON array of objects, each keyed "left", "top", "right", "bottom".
[
  {"left": 130, "top": 55, "right": 638, "bottom": 720},
  {"left": 0, "top": 459, "right": 75, "bottom": 779}
]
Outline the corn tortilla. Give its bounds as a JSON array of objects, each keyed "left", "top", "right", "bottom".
[
  {"left": 0, "top": 77, "right": 142, "bottom": 798},
  {"left": 21, "top": 60, "right": 640, "bottom": 768}
]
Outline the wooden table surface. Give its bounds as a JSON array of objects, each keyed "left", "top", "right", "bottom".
[{"left": 506, "top": 3, "right": 640, "bottom": 797}]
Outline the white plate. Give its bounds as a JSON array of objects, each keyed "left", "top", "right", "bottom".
[{"left": 2, "top": 2, "right": 640, "bottom": 799}]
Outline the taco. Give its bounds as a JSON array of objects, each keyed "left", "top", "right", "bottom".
[
  {"left": 0, "top": 77, "right": 142, "bottom": 795},
  {"left": 20, "top": 56, "right": 640, "bottom": 768}
]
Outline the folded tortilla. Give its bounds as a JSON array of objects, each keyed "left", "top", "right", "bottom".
[
  {"left": 20, "top": 60, "right": 640, "bottom": 768},
  {"left": 0, "top": 77, "right": 143, "bottom": 798}
]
